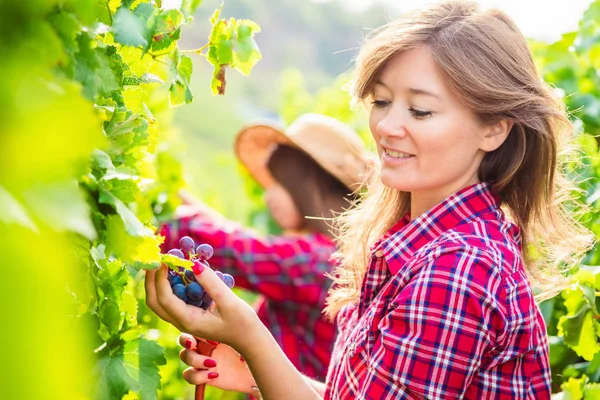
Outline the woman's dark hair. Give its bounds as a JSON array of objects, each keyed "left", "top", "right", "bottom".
[{"left": 267, "top": 145, "right": 353, "bottom": 237}]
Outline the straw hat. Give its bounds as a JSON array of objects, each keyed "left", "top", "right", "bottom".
[{"left": 235, "top": 113, "right": 369, "bottom": 191}]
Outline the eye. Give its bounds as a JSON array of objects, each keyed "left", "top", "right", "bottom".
[
  {"left": 371, "top": 100, "right": 391, "bottom": 109},
  {"left": 408, "top": 107, "right": 432, "bottom": 119}
]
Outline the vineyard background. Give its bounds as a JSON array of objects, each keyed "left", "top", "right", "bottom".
[{"left": 0, "top": 0, "right": 599, "bottom": 399}]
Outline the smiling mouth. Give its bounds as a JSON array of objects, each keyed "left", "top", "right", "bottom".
[{"left": 383, "top": 147, "right": 414, "bottom": 159}]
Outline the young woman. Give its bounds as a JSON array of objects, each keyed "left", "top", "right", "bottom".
[
  {"left": 158, "top": 113, "right": 370, "bottom": 382},
  {"left": 146, "top": 1, "right": 594, "bottom": 398}
]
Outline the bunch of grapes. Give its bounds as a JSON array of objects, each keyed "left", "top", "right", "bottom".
[{"left": 166, "top": 236, "right": 235, "bottom": 310}]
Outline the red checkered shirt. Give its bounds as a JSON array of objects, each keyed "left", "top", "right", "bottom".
[
  {"left": 160, "top": 212, "right": 337, "bottom": 380},
  {"left": 325, "top": 182, "right": 552, "bottom": 399}
]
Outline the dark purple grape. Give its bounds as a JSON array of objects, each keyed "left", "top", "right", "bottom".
[
  {"left": 196, "top": 244, "right": 214, "bottom": 260},
  {"left": 167, "top": 248, "right": 185, "bottom": 259},
  {"left": 186, "top": 282, "right": 205, "bottom": 301},
  {"left": 168, "top": 274, "right": 183, "bottom": 286},
  {"left": 168, "top": 274, "right": 183, "bottom": 287},
  {"left": 201, "top": 292, "right": 213, "bottom": 309},
  {"left": 172, "top": 284, "right": 187, "bottom": 302},
  {"left": 222, "top": 274, "right": 235, "bottom": 289},
  {"left": 187, "top": 298, "right": 203, "bottom": 308},
  {"left": 179, "top": 236, "right": 195, "bottom": 254},
  {"left": 184, "top": 269, "right": 195, "bottom": 282}
]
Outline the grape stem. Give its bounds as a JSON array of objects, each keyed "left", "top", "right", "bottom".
[{"left": 182, "top": 43, "right": 210, "bottom": 55}]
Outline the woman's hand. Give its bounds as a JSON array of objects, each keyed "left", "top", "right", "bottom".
[
  {"left": 146, "top": 264, "right": 321, "bottom": 400},
  {"left": 178, "top": 333, "right": 261, "bottom": 397},
  {"left": 145, "top": 263, "right": 263, "bottom": 352}
]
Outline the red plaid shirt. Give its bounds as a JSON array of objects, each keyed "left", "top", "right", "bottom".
[
  {"left": 160, "top": 211, "right": 336, "bottom": 380},
  {"left": 325, "top": 183, "right": 552, "bottom": 399}
]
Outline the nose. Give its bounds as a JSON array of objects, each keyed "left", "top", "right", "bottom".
[{"left": 376, "top": 107, "right": 408, "bottom": 140}]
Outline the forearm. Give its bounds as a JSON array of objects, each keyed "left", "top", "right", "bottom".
[
  {"left": 304, "top": 376, "right": 327, "bottom": 396},
  {"left": 241, "top": 325, "right": 322, "bottom": 400}
]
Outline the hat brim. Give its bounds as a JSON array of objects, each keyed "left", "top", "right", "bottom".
[{"left": 234, "top": 123, "right": 298, "bottom": 189}]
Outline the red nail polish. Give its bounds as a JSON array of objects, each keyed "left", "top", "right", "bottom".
[
  {"left": 184, "top": 339, "right": 192, "bottom": 349},
  {"left": 206, "top": 340, "right": 219, "bottom": 346},
  {"left": 240, "top": 356, "right": 245, "bottom": 363},
  {"left": 192, "top": 261, "right": 205, "bottom": 275},
  {"left": 208, "top": 372, "right": 219, "bottom": 379},
  {"left": 204, "top": 359, "right": 217, "bottom": 368}
]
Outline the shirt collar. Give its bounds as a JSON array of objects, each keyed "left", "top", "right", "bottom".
[{"left": 378, "top": 182, "right": 500, "bottom": 275}]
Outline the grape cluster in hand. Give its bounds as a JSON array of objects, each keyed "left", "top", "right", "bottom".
[{"left": 166, "top": 236, "right": 235, "bottom": 310}]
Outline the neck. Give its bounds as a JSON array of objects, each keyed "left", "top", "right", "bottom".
[{"left": 410, "top": 174, "right": 480, "bottom": 219}]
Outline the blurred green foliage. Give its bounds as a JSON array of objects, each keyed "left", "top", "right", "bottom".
[{"left": 0, "top": 0, "right": 260, "bottom": 399}]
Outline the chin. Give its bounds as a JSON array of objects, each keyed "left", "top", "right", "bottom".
[{"left": 380, "top": 172, "right": 411, "bottom": 192}]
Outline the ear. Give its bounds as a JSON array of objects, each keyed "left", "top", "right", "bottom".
[{"left": 480, "top": 119, "right": 513, "bottom": 152}]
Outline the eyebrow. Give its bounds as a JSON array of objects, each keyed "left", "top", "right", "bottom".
[{"left": 374, "top": 80, "right": 441, "bottom": 100}]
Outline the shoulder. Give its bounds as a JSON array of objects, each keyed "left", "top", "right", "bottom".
[{"left": 427, "top": 209, "right": 522, "bottom": 278}]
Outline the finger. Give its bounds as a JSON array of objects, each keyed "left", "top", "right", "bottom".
[
  {"left": 145, "top": 269, "right": 184, "bottom": 330},
  {"left": 182, "top": 367, "right": 219, "bottom": 385},
  {"left": 179, "top": 333, "right": 197, "bottom": 350},
  {"left": 179, "top": 348, "right": 218, "bottom": 369},
  {"left": 191, "top": 261, "right": 236, "bottom": 311}
]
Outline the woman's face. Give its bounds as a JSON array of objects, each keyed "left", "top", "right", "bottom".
[
  {"left": 264, "top": 183, "right": 303, "bottom": 230},
  {"left": 369, "top": 46, "right": 508, "bottom": 206}
]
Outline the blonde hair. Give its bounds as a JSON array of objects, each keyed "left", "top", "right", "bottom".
[{"left": 325, "top": 0, "right": 595, "bottom": 318}]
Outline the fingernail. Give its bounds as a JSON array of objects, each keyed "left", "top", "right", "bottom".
[
  {"left": 192, "top": 261, "right": 205, "bottom": 275},
  {"left": 204, "top": 358, "right": 217, "bottom": 368},
  {"left": 208, "top": 372, "right": 219, "bottom": 379},
  {"left": 206, "top": 340, "right": 219, "bottom": 346},
  {"left": 184, "top": 339, "right": 192, "bottom": 349}
]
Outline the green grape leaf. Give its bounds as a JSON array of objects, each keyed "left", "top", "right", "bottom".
[
  {"left": 104, "top": 109, "right": 144, "bottom": 138},
  {"left": 95, "top": 352, "right": 136, "bottom": 400},
  {"left": 105, "top": 215, "right": 162, "bottom": 267},
  {"left": 92, "top": 0, "right": 114, "bottom": 25},
  {"left": 92, "top": 149, "right": 116, "bottom": 172},
  {"left": 24, "top": 181, "right": 97, "bottom": 240},
  {"left": 47, "top": 10, "right": 81, "bottom": 70},
  {"left": 98, "top": 258, "right": 129, "bottom": 336},
  {"left": 99, "top": 190, "right": 152, "bottom": 237},
  {"left": 585, "top": 383, "right": 600, "bottom": 399},
  {"left": 216, "top": 39, "right": 233, "bottom": 64},
  {"left": 562, "top": 377, "right": 586, "bottom": 400},
  {"left": 169, "top": 53, "right": 193, "bottom": 106},
  {"left": 209, "top": 2, "right": 223, "bottom": 25},
  {"left": 549, "top": 335, "right": 571, "bottom": 367},
  {"left": 151, "top": 9, "right": 184, "bottom": 52},
  {"left": 232, "top": 19, "right": 262, "bottom": 75},
  {"left": 559, "top": 306, "right": 600, "bottom": 360},
  {"left": 589, "top": 351, "right": 600, "bottom": 376},
  {"left": 74, "top": 33, "right": 120, "bottom": 100},
  {"left": 133, "top": 3, "right": 158, "bottom": 53},
  {"left": 121, "top": 279, "right": 138, "bottom": 327},
  {"left": 124, "top": 337, "right": 167, "bottom": 400},
  {"left": 161, "top": 253, "right": 193, "bottom": 269},
  {"left": 101, "top": 178, "right": 139, "bottom": 204},
  {"left": 113, "top": 7, "right": 148, "bottom": 47}
]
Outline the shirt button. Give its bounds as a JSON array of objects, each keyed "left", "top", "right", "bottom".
[{"left": 374, "top": 250, "right": 384, "bottom": 258}]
